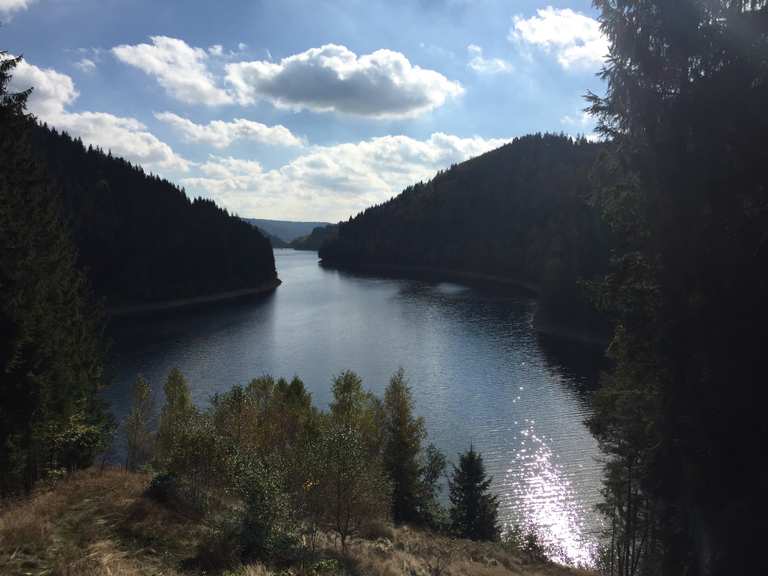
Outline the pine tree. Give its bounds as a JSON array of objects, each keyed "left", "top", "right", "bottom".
[
  {"left": 586, "top": 2, "right": 768, "bottom": 573},
  {"left": 0, "top": 52, "right": 108, "bottom": 495},
  {"left": 448, "top": 447, "right": 499, "bottom": 541},
  {"left": 383, "top": 368, "right": 426, "bottom": 524}
]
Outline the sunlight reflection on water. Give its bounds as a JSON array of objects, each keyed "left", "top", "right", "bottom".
[{"left": 502, "top": 421, "right": 600, "bottom": 565}]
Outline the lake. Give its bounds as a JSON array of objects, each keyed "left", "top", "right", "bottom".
[{"left": 105, "top": 249, "right": 605, "bottom": 565}]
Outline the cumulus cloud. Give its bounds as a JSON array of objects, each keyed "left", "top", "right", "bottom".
[
  {"left": 225, "top": 44, "right": 464, "bottom": 118},
  {"left": 154, "top": 111, "right": 303, "bottom": 149},
  {"left": 112, "top": 36, "right": 233, "bottom": 105},
  {"left": 467, "top": 44, "right": 513, "bottom": 75},
  {"left": 9, "top": 59, "right": 188, "bottom": 172},
  {"left": 11, "top": 59, "right": 79, "bottom": 116},
  {"left": 181, "top": 132, "right": 510, "bottom": 220},
  {"left": 74, "top": 58, "right": 97, "bottom": 73},
  {"left": 510, "top": 6, "right": 608, "bottom": 70},
  {"left": 0, "top": 0, "right": 34, "bottom": 17},
  {"left": 55, "top": 112, "right": 189, "bottom": 171}
]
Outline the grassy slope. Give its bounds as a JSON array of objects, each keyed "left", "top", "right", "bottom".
[{"left": 0, "top": 469, "right": 593, "bottom": 576}]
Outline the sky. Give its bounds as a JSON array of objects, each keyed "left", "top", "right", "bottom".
[{"left": 2, "top": 0, "right": 607, "bottom": 222}]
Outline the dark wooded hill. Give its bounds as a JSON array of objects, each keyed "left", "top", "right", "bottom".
[
  {"left": 290, "top": 224, "right": 338, "bottom": 251},
  {"left": 30, "top": 123, "right": 277, "bottom": 307},
  {"left": 320, "top": 133, "right": 609, "bottom": 339}
]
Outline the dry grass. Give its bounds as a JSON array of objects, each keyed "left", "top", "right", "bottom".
[
  {"left": 0, "top": 468, "right": 204, "bottom": 576},
  {"left": 312, "top": 526, "right": 593, "bottom": 576},
  {"left": 0, "top": 469, "right": 593, "bottom": 576}
]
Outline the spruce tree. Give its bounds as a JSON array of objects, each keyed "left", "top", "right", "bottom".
[
  {"left": 383, "top": 368, "right": 426, "bottom": 524},
  {"left": 586, "top": 2, "right": 768, "bottom": 573},
  {"left": 0, "top": 52, "right": 108, "bottom": 495},
  {"left": 448, "top": 447, "right": 499, "bottom": 541}
]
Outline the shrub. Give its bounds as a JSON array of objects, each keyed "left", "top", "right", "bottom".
[
  {"left": 145, "top": 472, "right": 178, "bottom": 504},
  {"left": 195, "top": 518, "right": 243, "bottom": 572}
]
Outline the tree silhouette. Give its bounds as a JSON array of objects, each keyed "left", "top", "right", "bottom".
[{"left": 448, "top": 447, "right": 499, "bottom": 541}]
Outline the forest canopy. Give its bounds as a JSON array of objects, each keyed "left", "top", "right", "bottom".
[{"left": 30, "top": 123, "right": 277, "bottom": 306}]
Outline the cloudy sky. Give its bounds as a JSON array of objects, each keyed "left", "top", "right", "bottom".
[{"left": 2, "top": 0, "right": 606, "bottom": 221}]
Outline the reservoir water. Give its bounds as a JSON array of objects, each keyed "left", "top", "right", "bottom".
[{"left": 105, "top": 249, "right": 605, "bottom": 565}]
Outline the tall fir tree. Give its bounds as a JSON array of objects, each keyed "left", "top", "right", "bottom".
[
  {"left": 0, "top": 52, "right": 109, "bottom": 495},
  {"left": 383, "top": 368, "right": 427, "bottom": 524},
  {"left": 586, "top": 1, "right": 768, "bottom": 574},
  {"left": 448, "top": 447, "right": 499, "bottom": 541}
]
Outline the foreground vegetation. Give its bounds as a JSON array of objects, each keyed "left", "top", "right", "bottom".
[
  {"left": 119, "top": 366, "right": 520, "bottom": 571},
  {"left": 0, "top": 468, "right": 590, "bottom": 576}
]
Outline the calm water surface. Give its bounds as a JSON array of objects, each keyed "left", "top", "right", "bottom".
[{"left": 106, "top": 249, "right": 605, "bottom": 564}]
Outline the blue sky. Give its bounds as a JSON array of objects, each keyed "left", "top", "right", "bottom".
[{"left": 2, "top": 0, "right": 606, "bottom": 221}]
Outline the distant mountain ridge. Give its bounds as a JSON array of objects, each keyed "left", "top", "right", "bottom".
[{"left": 245, "top": 218, "right": 331, "bottom": 243}]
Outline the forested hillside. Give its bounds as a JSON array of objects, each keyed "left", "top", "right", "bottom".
[
  {"left": 320, "top": 134, "right": 608, "bottom": 338},
  {"left": 31, "top": 124, "right": 277, "bottom": 306},
  {"left": 290, "top": 223, "right": 338, "bottom": 251}
]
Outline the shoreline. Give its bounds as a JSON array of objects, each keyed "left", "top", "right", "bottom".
[
  {"left": 107, "top": 278, "right": 282, "bottom": 316},
  {"left": 319, "top": 258, "right": 540, "bottom": 294},
  {"left": 321, "top": 258, "right": 608, "bottom": 346}
]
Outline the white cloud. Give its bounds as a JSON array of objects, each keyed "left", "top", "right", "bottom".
[
  {"left": 181, "top": 132, "right": 510, "bottom": 220},
  {"left": 9, "top": 58, "right": 188, "bottom": 172},
  {"left": 74, "top": 58, "right": 97, "bottom": 73},
  {"left": 225, "top": 43, "right": 464, "bottom": 118},
  {"left": 11, "top": 59, "right": 79, "bottom": 117},
  {"left": 561, "top": 111, "right": 601, "bottom": 142},
  {"left": 560, "top": 111, "right": 592, "bottom": 128},
  {"left": 54, "top": 112, "right": 189, "bottom": 171},
  {"left": 0, "top": 0, "right": 34, "bottom": 17},
  {"left": 467, "top": 44, "right": 513, "bottom": 75},
  {"left": 112, "top": 36, "right": 233, "bottom": 105},
  {"left": 510, "top": 6, "right": 608, "bottom": 70},
  {"left": 208, "top": 44, "right": 224, "bottom": 57},
  {"left": 154, "top": 111, "right": 303, "bottom": 149}
]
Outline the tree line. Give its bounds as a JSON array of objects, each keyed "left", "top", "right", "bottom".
[{"left": 124, "top": 367, "right": 502, "bottom": 569}]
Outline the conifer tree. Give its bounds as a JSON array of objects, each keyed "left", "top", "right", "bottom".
[
  {"left": 383, "top": 368, "right": 426, "bottom": 524},
  {"left": 586, "top": 2, "right": 768, "bottom": 573},
  {"left": 0, "top": 52, "right": 108, "bottom": 495},
  {"left": 448, "top": 447, "right": 499, "bottom": 541}
]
